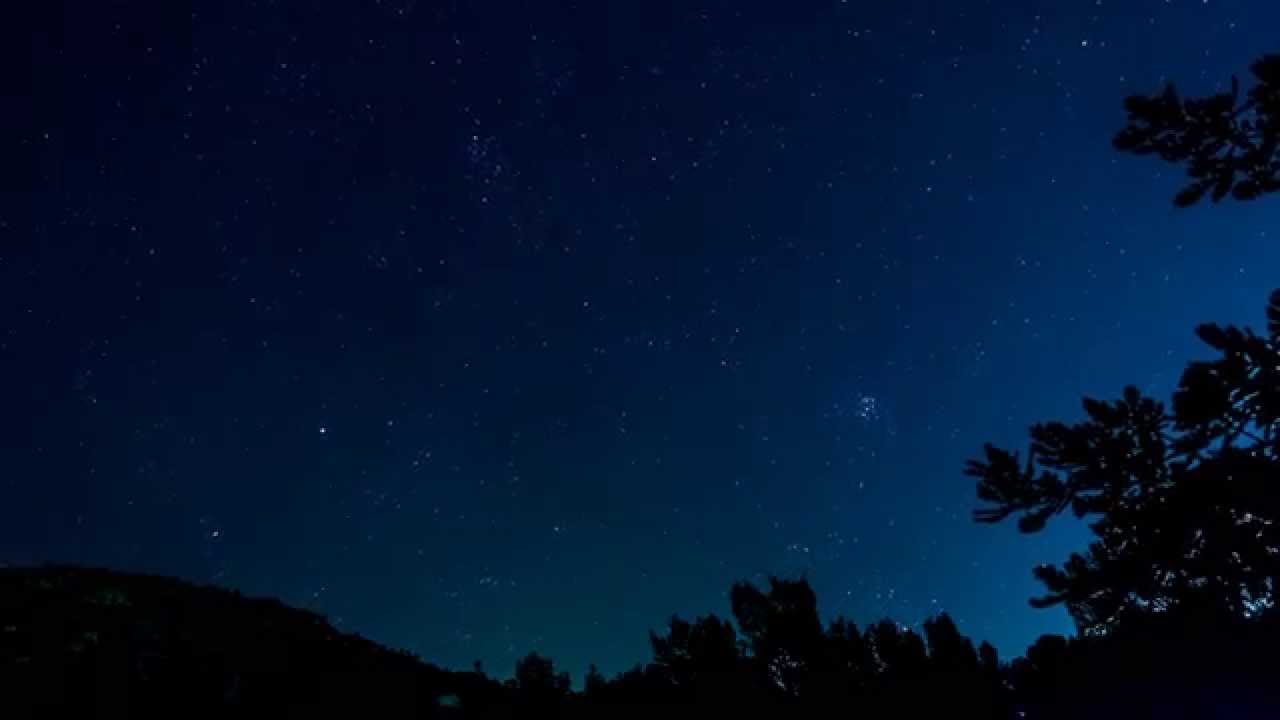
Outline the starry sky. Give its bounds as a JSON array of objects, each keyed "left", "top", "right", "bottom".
[{"left": 9, "top": 0, "right": 1280, "bottom": 680}]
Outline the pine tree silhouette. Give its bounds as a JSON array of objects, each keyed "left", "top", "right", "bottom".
[
  {"left": 1115, "top": 54, "right": 1280, "bottom": 206},
  {"left": 967, "top": 291, "right": 1280, "bottom": 633}
]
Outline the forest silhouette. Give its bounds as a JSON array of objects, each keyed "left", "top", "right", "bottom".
[{"left": 7, "top": 55, "right": 1280, "bottom": 720}]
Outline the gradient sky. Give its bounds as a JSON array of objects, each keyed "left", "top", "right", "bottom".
[{"left": 9, "top": 0, "right": 1280, "bottom": 679}]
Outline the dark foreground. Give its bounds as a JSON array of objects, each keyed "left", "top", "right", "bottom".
[{"left": 2, "top": 565, "right": 1279, "bottom": 719}]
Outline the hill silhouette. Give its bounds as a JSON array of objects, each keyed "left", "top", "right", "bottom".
[
  {"left": 0, "top": 565, "right": 489, "bottom": 718},
  {"left": 5, "top": 563, "right": 1280, "bottom": 718}
]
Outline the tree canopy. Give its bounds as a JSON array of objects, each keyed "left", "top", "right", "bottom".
[
  {"left": 1115, "top": 54, "right": 1280, "bottom": 206},
  {"left": 967, "top": 291, "right": 1280, "bottom": 633},
  {"left": 960, "top": 51, "right": 1280, "bottom": 636}
]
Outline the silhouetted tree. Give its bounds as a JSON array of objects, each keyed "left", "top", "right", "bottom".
[
  {"left": 817, "top": 616, "right": 876, "bottom": 699},
  {"left": 582, "top": 663, "right": 607, "bottom": 698},
  {"left": 1115, "top": 54, "right": 1280, "bottom": 206},
  {"left": 920, "top": 614, "right": 1008, "bottom": 717},
  {"left": 968, "top": 292, "right": 1280, "bottom": 633},
  {"left": 648, "top": 614, "right": 741, "bottom": 701},
  {"left": 512, "top": 650, "right": 570, "bottom": 711},
  {"left": 865, "top": 619, "right": 928, "bottom": 686},
  {"left": 977, "top": 640, "right": 1010, "bottom": 717},
  {"left": 923, "top": 613, "right": 979, "bottom": 673},
  {"left": 729, "top": 577, "right": 826, "bottom": 697},
  {"left": 977, "top": 640, "right": 999, "bottom": 673}
]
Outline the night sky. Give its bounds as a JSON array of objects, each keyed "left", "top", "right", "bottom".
[{"left": 10, "top": 0, "right": 1280, "bottom": 680}]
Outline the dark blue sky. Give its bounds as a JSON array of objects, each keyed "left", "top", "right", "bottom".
[{"left": 8, "top": 0, "right": 1280, "bottom": 679}]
